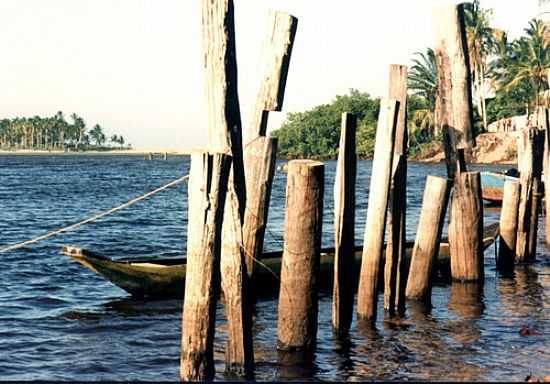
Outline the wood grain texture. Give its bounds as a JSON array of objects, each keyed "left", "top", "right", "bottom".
[
  {"left": 180, "top": 153, "right": 231, "bottom": 381},
  {"left": 384, "top": 64, "right": 408, "bottom": 314},
  {"left": 497, "top": 180, "right": 520, "bottom": 273},
  {"left": 201, "top": 0, "right": 252, "bottom": 374},
  {"left": 357, "top": 99, "right": 399, "bottom": 324},
  {"left": 449, "top": 171, "right": 484, "bottom": 282},
  {"left": 332, "top": 113, "right": 356, "bottom": 335},
  {"left": 405, "top": 176, "right": 450, "bottom": 302},
  {"left": 242, "top": 137, "right": 278, "bottom": 277},
  {"left": 278, "top": 160, "right": 324, "bottom": 351},
  {"left": 247, "top": 11, "right": 298, "bottom": 142},
  {"left": 433, "top": 4, "right": 475, "bottom": 178}
]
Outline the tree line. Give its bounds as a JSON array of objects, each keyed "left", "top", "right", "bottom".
[
  {"left": 0, "top": 111, "right": 129, "bottom": 151},
  {"left": 273, "top": 1, "right": 550, "bottom": 158}
]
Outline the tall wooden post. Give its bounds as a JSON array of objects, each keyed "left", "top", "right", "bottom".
[
  {"left": 384, "top": 64, "right": 408, "bottom": 314},
  {"left": 357, "top": 99, "right": 399, "bottom": 325},
  {"left": 433, "top": 3, "right": 475, "bottom": 178},
  {"left": 405, "top": 176, "right": 450, "bottom": 303},
  {"left": 277, "top": 160, "right": 324, "bottom": 352},
  {"left": 242, "top": 11, "right": 297, "bottom": 278},
  {"left": 332, "top": 113, "right": 356, "bottom": 335},
  {"left": 539, "top": 108, "right": 550, "bottom": 245},
  {"left": 246, "top": 11, "right": 298, "bottom": 143},
  {"left": 497, "top": 180, "right": 520, "bottom": 274},
  {"left": 516, "top": 128, "right": 544, "bottom": 263},
  {"left": 449, "top": 171, "right": 484, "bottom": 282},
  {"left": 201, "top": 0, "right": 253, "bottom": 375},
  {"left": 180, "top": 153, "right": 231, "bottom": 381}
]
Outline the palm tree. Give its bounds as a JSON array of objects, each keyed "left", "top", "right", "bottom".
[
  {"left": 498, "top": 19, "right": 550, "bottom": 112},
  {"left": 89, "top": 124, "right": 106, "bottom": 147},
  {"left": 464, "top": 0, "right": 495, "bottom": 131},
  {"left": 408, "top": 48, "right": 439, "bottom": 136}
]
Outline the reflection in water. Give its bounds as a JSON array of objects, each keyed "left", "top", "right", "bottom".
[
  {"left": 277, "top": 350, "right": 316, "bottom": 380},
  {"left": 447, "top": 283, "right": 484, "bottom": 346}
]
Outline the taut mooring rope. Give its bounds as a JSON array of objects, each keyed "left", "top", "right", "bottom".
[{"left": 0, "top": 175, "right": 190, "bottom": 254}]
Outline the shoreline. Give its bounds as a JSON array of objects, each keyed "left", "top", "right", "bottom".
[{"left": 0, "top": 148, "right": 202, "bottom": 156}]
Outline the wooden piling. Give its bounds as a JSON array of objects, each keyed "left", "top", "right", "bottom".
[
  {"left": 357, "top": 99, "right": 399, "bottom": 324},
  {"left": 516, "top": 128, "right": 544, "bottom": 263},
  {"left": 384, "top": 64, "right": 408, "bottom": 314},
  {"left": 433, "top": 3, "right": 475, "bottom": 177},
  {"left": 449, "top": 171, "right": 484, "bottom": 282},
  {"left": 180, "top": 153, "right": 231, "bottom": 381},
  {"left": 242, "top": 11, "right": 297, "bottom": 278},
  {"left": 246, "top": 11, "right": 298, "bottom": 143},
  {"left": 201, "top": 0, "right": 253, "bottom": 374},
  {"left": 277, "top": 160, "right": 324, "bottom": 352},
  {"left": 164, "top": 152, "right": 168, "bottom": 160},
  {"left": 332, "top": 112, "right": 357, "bottom": 335},
  {"left": 405, "top": 176, "right": 450, "bottom": 302},
  {"left": 497, "top": 180, "right": 520, "bottom": 274},
  {"left": 242, "top": 136, "right": 278, "bottom": 277}
]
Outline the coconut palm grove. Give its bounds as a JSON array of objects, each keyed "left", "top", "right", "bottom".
[{"left": 272, "top": 0, "right": 550, "bottom": 159}]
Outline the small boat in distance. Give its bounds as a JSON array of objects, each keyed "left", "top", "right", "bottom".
[
  {"left": 61, "top": 222, "right": 499, "bottom": 299},
  {"left": 480, "top": 170, "right": 519, "bottom": 205}
]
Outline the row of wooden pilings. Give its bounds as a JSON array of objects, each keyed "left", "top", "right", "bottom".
[{"left": 179, "top": 0, "right": 548, "bottom": 381}]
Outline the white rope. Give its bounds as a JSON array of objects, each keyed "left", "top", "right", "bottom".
[{"left": 0, "top": 174, "right": 190, "bottom": 254}]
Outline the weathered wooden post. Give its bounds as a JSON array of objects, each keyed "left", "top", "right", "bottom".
[
  {"left": 164, "top": 152, "right": 168, "bottom": 160},
  {"left": 433, "top": 3, "right": 475, "bottom": 177},
  {"left": 180, "top": 153, "right": 231, "bottom": 381},
  {"left": 277, "top": 160, "right": 324, "bottom": 352},
  {"left": 384, "top": 64, "right": 408, "bottom": 314},
  {"left": 245, "top": 11, "right": 298, "bottom": 143},
  {"left": 332, "top": 112, "right": 356, "bottom": 335},
  {"left": 449, "top": 171, "right": 484, "bottom": 282},
  {"left": 357, "top": 99, "right": 399, "bottom": 325},
  {"left": 497, "top": 180, "right": 520, "bottom": 274},
  {"left": 405, "top": 176, "right": 450, "bottom": 303},
  {"left": 516, "top": 128, "right": 544, "bottom": 263},
  {"left": 242, "top": 11, "right": 297, "bottom": 278},
  {"left": 202, "top": 0, "right": 253, "bottom": 374}
]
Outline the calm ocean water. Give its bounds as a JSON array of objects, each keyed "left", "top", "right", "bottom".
[{"left": 0, "top": 155, "right": 548, "bottom": 381}]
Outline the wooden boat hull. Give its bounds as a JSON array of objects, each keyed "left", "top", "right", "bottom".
[
  {"left": 480, "top": 171, "right": 518, "bottom": 204},
  {"left": 62, "top": 223, "right": 499, "bottom": 299}
]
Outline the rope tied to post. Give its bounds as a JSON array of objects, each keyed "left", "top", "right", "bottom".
[{"left": 0, "top": 174, "right": 190, "bottom": 254}]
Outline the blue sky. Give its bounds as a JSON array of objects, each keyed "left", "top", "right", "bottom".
[{"left": 0, "top": 0, "right": 539, "bottom": 149}]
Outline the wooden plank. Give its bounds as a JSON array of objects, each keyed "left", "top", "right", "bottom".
[
  {"left": 449, "top": 171, "right": 484, "bottom": 282},
  {"left": 433, "top": 4, "right": 475, "bottom": 178},
  {"left": 246, "top": 11, "right": 298, "bottom": 142},
  {"left": 332, "top": 112, "right": 357, "bottom": 335},
  {"left": 180, "top": 153, "right": 231, "bottom": 381},
  {"left": 384, "top": 64, "right": 408, "bottom": 314},
  {"left": 497, "top": 180, "right": 520, "bottom": 274},
  {"left": 405, "top": 176, "right": 450, "bottom": 302},
  {"left": 356, "top": 99, "right": 399, "bottom": 325},
  {"left": 242, "top": 136, "right": 278, "bottom": 277},
  {"left": 277, "top": 160, "right": 324, "bottom": 351},
  {"left": 201, "top": 0, "right": 253, "bottom": 375}
]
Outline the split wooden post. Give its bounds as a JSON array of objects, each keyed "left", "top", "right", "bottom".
[
  {"left": 201, "top": 0, "right": 253, "bottom": 375},
  {"left": 433, "top": 3, "right": 475, "bottom": 178},
  {"left": 539, "top": 108, "right": 550, "bottom": 244},
  {"left": 332, "top": 113, "right": 357, "bottom": 335},
  {"left": 497, "top": 180, "right": 520, "bottom": 274},
  {"left": 384, "top": 64, "right": 408, "bottom": 314},
  {"left": 449, "top": 171, "right": 484, "bottom": 282},
  {"left": 357, "top": 99, "right": 399, "bottom": 325},
  {"left": 405, "top": 176, "right": 450, "bottom": 302},
  {"left": 242, "top": 11, "right": 297, "bottom": 278},
  {"left": 180, "top": 153, "right": 231, "bottom": 381},
  {"left": 277, "top": 160, "right": 324, "bottom": 352},
  {"left": 246, "top": 11, "right": 298, "bottom": 143},
  {"left": 242, "top": 137, "right": 278, "bottom": 277},
  {"left": 516, "top": 128, "right": 544, "bottom": 263}
]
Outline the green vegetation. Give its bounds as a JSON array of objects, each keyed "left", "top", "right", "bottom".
[
  {"left": 272, "top": 1, "right": 550, "bottom": 159},
  {"left": 0, "top": 112, "right": 129, "bottom": 151}
]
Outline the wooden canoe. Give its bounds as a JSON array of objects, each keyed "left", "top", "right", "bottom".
[
  {"left": 480, "top": 171, "right": 518, "bottom": 204},
  {"left": 61, "top": 222, "right": 499, "bottom": 299}
]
